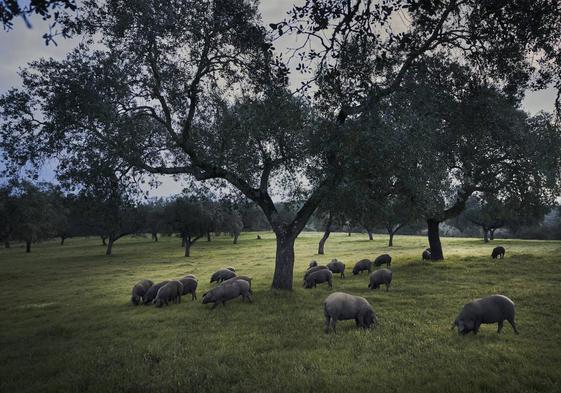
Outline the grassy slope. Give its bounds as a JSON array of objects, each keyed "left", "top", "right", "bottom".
[{"left": 0, "top": 232, "right": 560, "bottom": 393}]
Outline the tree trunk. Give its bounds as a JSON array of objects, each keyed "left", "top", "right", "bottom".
[
  {"left": 233, "top": 233, "right": 239, "bottom": 244},
  {"left": 60, "top": 237, "right": 66, "bottom": 246},
  {"left": 207, "top": 232, "right": 211, "bottom": 242},
  {"left": 318, "top": 214, "right": 332, "bottom": 255},
  {"left": 184, "top": 236, "right": 191, "bottom": 257},
  {"left": 427, "top": 219, "right": 444, "bottom": 260},
  {"left": 272, "top": 233, "right": 296, "bottom": 290},
  {"left": 388, "top": 232, "right": 394, "bottom": 247},
  {"left": 105, "top": 237, "right": 114, "bottom": 256},
  {"left": 365, "top": 227, "right": 373, "bottom": 240},
  {"left": 152, "top": 232, "right": 158, "bottom": 242},
  {"left": 26, "top": 240, "right": 31, "bottom": 253},
  {"left": 489, "top": 228, "right": 496, "bottom": 241},
  {"left": 318, "top": 229, "right": 331, "bottom": 255},
  {"left": 347, "top": 231, "right": 351, "bottom": 237},
  {"left": 4, "top": 241, "right": 10, "bottom": 248},
  {"left": 101, "top": 236, "right": 107, "bottom": 246},
  {"left": 483, "top": 228, "right": 489, "bottom": 243}
]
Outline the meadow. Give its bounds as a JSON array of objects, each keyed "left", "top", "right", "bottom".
[{"left": 1, "top": 232, "right": 560, "bottom": 393}]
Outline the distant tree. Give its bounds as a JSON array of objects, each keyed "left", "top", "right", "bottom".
[
  {"left": 375, "top": 194, "right": 420, "bottom": 247},
  {"left": 314, "top": 187, "right": 350, "bottom": 255},
  {"left": 163, "top": 197, "right": 212, "bottom": 257},
  {"left": 8, "top": 181, "right": 58, "bottom": 252},
  {"left": 240, "top": 204, "right": 270, "bottom": 231},
  {"left": 220, "top": 209, "right": 244, "bottom": 244},
  {"left": 76, "top": 184, "right": 145, "bottom": 256},
  {"left": 143, "top": 199, "right": 167, "bottom": 242},
  {"left": 0, "top": 182, "right": 16, "bottom": 248}
]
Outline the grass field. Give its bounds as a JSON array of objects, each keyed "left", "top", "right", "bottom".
[{"left": 1, "top": 232, "right": 561, "bottom": 393}]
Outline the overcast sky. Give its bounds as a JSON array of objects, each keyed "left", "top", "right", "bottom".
[{"left": 0, "top": 1, "right": 557, "bottom": 196}]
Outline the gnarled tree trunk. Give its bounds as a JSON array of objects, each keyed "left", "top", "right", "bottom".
[
  {"left": 318, "top": 214, "right": 332, "bottom": 255},
  {"left": 427, "top": 219, "right": 444, "bottom": 260},
  {"left": 272, "top": 233, "right": 296, "bottom": 289}
]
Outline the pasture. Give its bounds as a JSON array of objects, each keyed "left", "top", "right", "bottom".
[{"left": 1, "top": 232, "right": 560, "bottom": 393}]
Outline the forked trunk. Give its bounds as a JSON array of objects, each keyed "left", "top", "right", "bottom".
[
  {"left": 272, "top": 233, "right": 296, "bottom": 290},
  {"left": 427, "top": 219, "right": 444, "bottom": 260}
]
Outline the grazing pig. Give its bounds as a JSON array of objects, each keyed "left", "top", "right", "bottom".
[
  {"left": 327, "top": 259, "right": 346, "bottom": 278},
  {"left": 131, "top": 279, "right": 154, "bottom": 305},
  {"left": 210, "top": 269, "right": 237, "bottom": 283},
  {"left": 422, "top": 250, "right": 431, "bottom": 260},
  {"left": 323, "top": 292, "right": 377, "bottom": 334},
  {"left": 222, "top": 275, "right": 253, "bottom": 291},
  {"left": 368, "top": 269, "right": 392, "bottom": 291},
  {"left": 374, "top": 254, "right": 392, "bottom": 268},
  {"left": 452, "top": 294, "right": 518, "bottom": 335},
  {"left": 491, "top": 246, "right": 506, "bottom": 259},
  {"left": 183, "top": 274, "right": 198, "bottom": 282},
  {"left": 154, "top": 280, "right": 184, "bottom": 308},
  {"left": 352, "top": 259, "right": 372, "bottom": 275},
  {"left": 143, "top": 281, "right": 169, "bottom": 305},
  {"left": 304, "top": 269, "right": 333, "bottom": 289},
  {"left": 304, "top": 265, "right": 328, "bottom": 280},
  {"left": 308, "top": 260, "right": 318, "bottom": 269},
  {"left": 202, "top": 279, "right": 252, "bottom": 309},
  {"left": 178, "top": 277, "right": 198, "bottom": 300}
]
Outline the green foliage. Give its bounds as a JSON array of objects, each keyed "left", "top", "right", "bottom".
[{"left": 1, "top": 233, "right": 561, "bottom": 392}]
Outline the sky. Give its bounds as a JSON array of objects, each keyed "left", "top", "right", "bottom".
[{"left": 0, "top": 1, "right": 558, "bottom": 197}]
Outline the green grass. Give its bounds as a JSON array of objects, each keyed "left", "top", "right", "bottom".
[{"left": 1, "top": 232, "right": 561, "bottom": 393}]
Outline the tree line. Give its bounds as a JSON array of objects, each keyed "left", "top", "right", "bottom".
[{"left": 0, "top": 180, "right": 268, "bottom": 255}]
